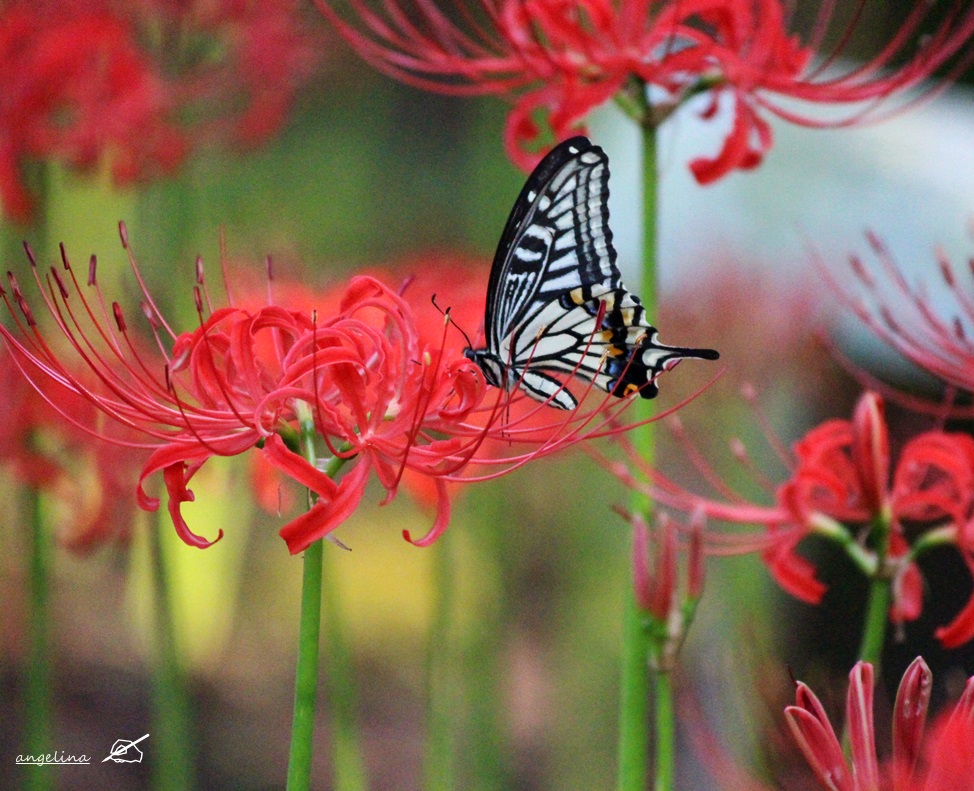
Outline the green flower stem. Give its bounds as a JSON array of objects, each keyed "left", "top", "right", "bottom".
[
  {"left": 856, "top": 573, "right": 892, "bottom": 670},
  {"left": 423, "top": 530, "right": 455, "bottom": 791},
  {"left": 909, "top": 525, "right": 956, "bottom": 559},
  {"left": 149, "top": 524, "right": 195, "bottom": 791},
  {"left": 286, "top": 418, "right": 364, "bottom": 791},
  {"left": 810, "top": 518, "right": 875, "bottom": 576},
  {"left": 645, "top": 601, "right": 702, "bottom": 791},
  {"left": 652, "top": 667, "right": 675, "bottom": 791},
  {"left": 856, "top": 512, "right": 892, "bottom": 671},
  {"left": 24, "top": 486, "right": 53, "bottom": 791},
  {"left": 287, "top": 534, "right": 324, "bottom": 791},
  {"left": 617, "top": 98, "right": 659, "bottom": 791},
  {"left": 618, "top": 597, "right": 652, "bottom": 791},
  {"left": 833, "top": 513, "right": 892, "bottom": 757}
]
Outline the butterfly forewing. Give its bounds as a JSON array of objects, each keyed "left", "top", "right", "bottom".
[
  {"left": 467, "top": 136, "right": 718, "bottom": 410},
  {"left": 487, "top": 138, "right": 617, "bottom": 349}
]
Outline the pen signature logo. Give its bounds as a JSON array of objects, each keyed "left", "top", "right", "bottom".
[{"left": 102, "top": 734, "right": 150, "bottom": 764}]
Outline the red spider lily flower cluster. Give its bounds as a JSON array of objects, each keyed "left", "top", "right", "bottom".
[
  {"left": 824, "top": 229, "right": 974, "bottom": 407},
  {"left": 786, "top": 658, "right": 974, "bottom": 791},
  {"left": 610, "top": 389, "right": 974, "bottom": 647},
  {"left": 317, "top": 0, "right": 974, "bottom": 175},
  {"left": 0, "top": 226, "right": 662, "bottom": 554},
  {"left": 0, "top": 0, "right": 320, "bottom": 223}
]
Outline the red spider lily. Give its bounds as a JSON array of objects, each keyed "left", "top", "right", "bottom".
[
  {"left": 609, "top": 389, "right": 974, "bottom": 647},
  {"left": 786, "top": 657, "right": 974, "bottom": 791},
  {"left": 0, "top": 226, "right": 675, "bottom": 554},
  {"left": 245, "top": 254, "right": 495, "bottom": 515},
  {"left": 318, "top": 0, "right": 974, "bottom": 175},
  {"left": 0, "top": 0, "right": 320, "bottom": 223},
  {"left": 823, "top": 229, "right": 974, "bottom": 412}
]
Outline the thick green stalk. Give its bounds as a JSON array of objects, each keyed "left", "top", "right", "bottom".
[
  {"left": 24, "top": 487, "right": 53, "bottom": 791},
  {"left": 616, "top": 112, "right": 659, "bottom": 791},
  {"left": 287, "top": 429, "right": 354, "bottom": 791},
  {"left": 856, "top": 575, "right": 891, "bottom": 670},
  {"left": 149, "top": 526, "right": 195, "bottom": 791},
  {"left": 285, "top": 416, "right": 365, "bottom": 791},
  {"left": 287, "top": 536, "right": 324, "bottom": 791},
  {"left": 423, "top": 531, "right": 455, "bottom": 791},
  {"left": 617, "top": 597, "right": 652, "bottom": 791}
]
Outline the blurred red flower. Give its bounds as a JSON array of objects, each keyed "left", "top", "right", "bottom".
[
  {"left": 318, "top": 0, "right": 974, "bottom": 175},
  {"left": 786, "top": 657, "right": 974, "bottom": 791},
  {"left": 623, "top": 509, "right": 704, "bottom": 670},
  {"left": 825, "top": 229, "right": 974, "bottom": 410},
  {"left": 611, "top": 390, "right": 974, "bottom": 647},
  {"left": 0, "top": 0, "right": 321, "bottom": 222},
  {"left": 0, "top": 345, "right": 146, "bottom": 549}
]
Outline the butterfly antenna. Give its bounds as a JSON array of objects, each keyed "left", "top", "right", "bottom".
[{"left": 431, "top": 293, "right": 475, "bottom": 348}]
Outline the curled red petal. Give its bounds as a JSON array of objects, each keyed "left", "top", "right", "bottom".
[
  {"left": 690, "top": 95, "right": 768, "bottom": 185},
  {"left": 502, "top": 84, "right": 587, "bottom": 171},
  {"left": 402, "top": 477, "right": 451, "bottom": 547},
  {"left": 851, "top": 392, "right": 889, "bottom": 514},
  {"left": 763, "top": 539, "right": 826, "bottom": 604},
  {"left": 161, "top": 461, "right": 224, "bottom": 549},
  {"left": 137, "top": 441, "right": 209, "bottom": 512},
  {"left": 261, "top": 433, "right": 338, "bottom": 498}
]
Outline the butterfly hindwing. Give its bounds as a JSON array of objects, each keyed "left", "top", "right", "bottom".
[{"left": 466, "top": 136, "right": 718, "bottom": 410}]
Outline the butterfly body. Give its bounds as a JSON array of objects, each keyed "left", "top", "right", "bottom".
[{"left": 465, "top": 136, "right": 718, "bottom": 410}]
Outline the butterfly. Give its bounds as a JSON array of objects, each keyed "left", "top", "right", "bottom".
[{"left": 464, "top": 136, "right": 719, "bottom": 410}]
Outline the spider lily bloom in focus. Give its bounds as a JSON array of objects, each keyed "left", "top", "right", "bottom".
[
  {"left": 0, "top": 0, "right": 321, "bottom": 222},
  {"left": 0, "top": 230, "right": 479, "bottom": 554},
  {"left": 629, "top": 510, "right": 704, "bottom": 671},
  {"left": 609, "top": 389, "right": 974, "bottom": 648},
  {"left": 241, "top": 254, "right": 499, "bottom": 517},
  {"left": 0, "top": 226, "right": 653, "bottom": 555},
  {"left": 786, "top": 658, "right": 974, "bottom": 791},
  {"left": 317, "top": 0, "right": 974, "bottom": 174}
]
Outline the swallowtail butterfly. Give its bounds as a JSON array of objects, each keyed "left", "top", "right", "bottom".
[{"left": 464, "top": 136, "right": 719, "bottom": 410}]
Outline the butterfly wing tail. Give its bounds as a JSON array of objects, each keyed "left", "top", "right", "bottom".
[{"left": 611, "top": 337, "right": 719, "bottom": 400}]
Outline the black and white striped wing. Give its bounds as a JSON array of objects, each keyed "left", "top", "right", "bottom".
[
  {"left": 467, "top": 136, "right": 718, "bottom": 410},
  {"left": 485, "top": 137, "right": 617, "bottom": 350}
]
